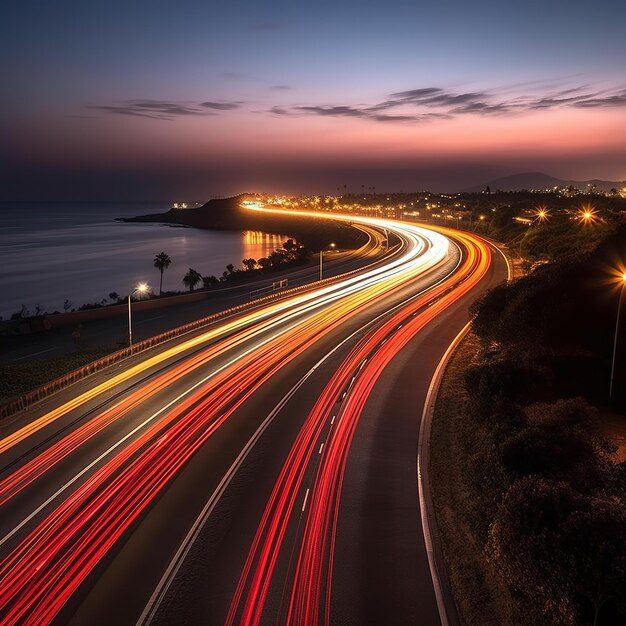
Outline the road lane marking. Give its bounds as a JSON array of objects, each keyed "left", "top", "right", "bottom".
[
  {"left": 0, "top": 311, "right": 342, "bottom": 549},
  {"left": 301, "top": 488, "right": 310, "bottom": 512},
  {"left": 135, "top": 318, "right": 387, "bottom": 626},
  {"left": 318, "top": 442, "right": 324, "bottom": 455}
]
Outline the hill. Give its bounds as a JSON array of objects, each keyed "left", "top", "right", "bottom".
[
  {"left": 466, "top": 172, "right": 625, "bottom": 193},
  {"left": 120, "top": 195, "right": 368, "bottom": 251}
]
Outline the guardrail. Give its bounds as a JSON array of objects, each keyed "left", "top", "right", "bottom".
[
  {"left": 0, "top": 252, "right": 391, "bottom": 421},
  {"left": 249, "top": 278, "right": 289, "bottom": 301}
]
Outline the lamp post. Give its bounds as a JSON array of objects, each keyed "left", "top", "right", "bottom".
[
  {"left": 609, "top": 273, "right": 626, "bottom": 400},
  {"left": 319, "top": 243, "right": 336, "bottom": 280},
  {"left": 128, "top": 283, "right": 149, "bottom": 347}
]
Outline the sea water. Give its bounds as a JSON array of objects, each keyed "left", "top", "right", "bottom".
[{"left": 0, "top": 202, "right": 287, "bottom": 319}]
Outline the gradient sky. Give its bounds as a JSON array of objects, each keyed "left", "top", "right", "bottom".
[{"left": 2, "top": 0, "right": 625, "bottom": 199}]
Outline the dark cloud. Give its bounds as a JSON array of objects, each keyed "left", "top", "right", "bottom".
[
  {"left": 89, "top": 84, "right": 626, "bottom": 125},
  {"left": 275, "top": 105, "right": 447, "bottom": 123},
  {"left": 374, "top": 89, "right": 491, "bottom": 112},
  {"left": 201, "top": 101, "right": 241, "bottom": 110},
  {"left": 89, "top": 99, "right": 242, "bottom": 120},
  {"left": 88, "top": 100, "right": 212, "bottom": 120},
  {"left": 450, "top": 101, "right": 512, "bottom": 114},
  {"left": 369, "top": 114, "right": 419, "bottom": 122},
  {"left": 273, "top": 83, "right": 626, "bottom": 124},
  {"left": 572, "top": 90, "right": 626, "bottom": 108},
  {"left": 389, "top": 87, "right": 443, "bottom": 99},
  {"left": 295, "top": 105, "right": 367, "bottom": 118}
]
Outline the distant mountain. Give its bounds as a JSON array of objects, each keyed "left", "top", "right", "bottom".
[{"left": 466, "top": 172, "right": 625, "bottom": 193}]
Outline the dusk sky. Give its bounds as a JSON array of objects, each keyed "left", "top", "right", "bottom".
[{"left": 2, "top": 0, "right": 625, "bottom": 199}]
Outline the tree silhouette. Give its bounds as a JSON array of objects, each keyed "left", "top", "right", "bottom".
[
  {"left": 242, "top": 258, "right": 257, "bottom": 271},
  {"left": 202, "top": 275, "right": 219, "bottom": 288},
  {"left": 153, "top": 252, "right": 172, "bottom": 295},
  {"left": 182, "top": 268, "right": 202, "bottom": 291}
]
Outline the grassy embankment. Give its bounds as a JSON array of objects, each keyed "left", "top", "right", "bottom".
[
  {"left": 0, "top": 348, "right": 113, "bottom": 403},
  {"left": 430, "top": 223, "right": 626, "bottom": 625}
]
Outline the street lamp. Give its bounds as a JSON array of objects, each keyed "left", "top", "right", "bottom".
[
  {"left": 609, "top": 272, "right": 626, "bottom": 400},
  {"left": 319, "top": 243, "right": 336, "bottom": 280},
  {"left": 578, "top": 207, "right": 597, "bottom": 224},
  {"left": 128, "top": 283, "right": 149, "bottom": 347},
  {"left": 533, "top": 207, "right": 549, "bottom": 224}
]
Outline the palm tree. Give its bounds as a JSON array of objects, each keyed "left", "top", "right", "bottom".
[
  {"left": 153, "top": 252, "right": 172, "bottom": 295},
  {"left": 182, "top": 268, "right": 202, "bottom": 291}
]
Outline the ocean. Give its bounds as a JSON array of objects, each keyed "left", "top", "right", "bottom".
[{"left": 0, "top": 202, "right": 287, "bottom": 320}]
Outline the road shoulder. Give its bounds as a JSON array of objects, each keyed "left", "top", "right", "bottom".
[{"left": 429, "top": 331, "right": 516, "bottom": 625}]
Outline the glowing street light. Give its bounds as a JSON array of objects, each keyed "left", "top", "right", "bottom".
[
  {"left": 534, "top": 207, "right": 549, "bottom": 223},
  {"left": 128, "top": 283, "right": 149, "bottom": 347},
  {"left": 577, "top": 207, "right": 597, "bottom": 224},
  {"left": 319, "top": 243, "right": 336, "bottom": 281}
]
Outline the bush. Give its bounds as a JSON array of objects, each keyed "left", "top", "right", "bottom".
[{"left": 465, "top": 358, "right": 552, "bottom": 417}]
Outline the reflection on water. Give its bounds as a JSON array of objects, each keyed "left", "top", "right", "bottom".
[
  {"left": 242, "top": 231, "right": 290, "bottom": 260},
  {"left": 0, "top": 202, "right": 291, "bottom": 318}
]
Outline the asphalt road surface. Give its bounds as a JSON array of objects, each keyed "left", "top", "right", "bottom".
[{"left": 0, "top": 204, "right": 507, "bottom": 626}]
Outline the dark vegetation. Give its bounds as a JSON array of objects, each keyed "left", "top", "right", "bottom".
[
  {"left": 455, "top": 225, "right": 626, "bottom": 625},
  {"left": 199, "top": 237, "right": 309, "bottom": 288},
  {"left": 0, "top": 348, "right": 114, "bottom": 402}
]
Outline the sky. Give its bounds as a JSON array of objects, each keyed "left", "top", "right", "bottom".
[{"left": 2, "top": 0, "right": 625, "bottom": 199}]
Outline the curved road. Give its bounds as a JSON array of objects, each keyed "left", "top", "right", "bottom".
[{"left": 0, "top": 204, "right": 507, "bottom": 626}]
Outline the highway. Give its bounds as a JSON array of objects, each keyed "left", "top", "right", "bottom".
[{"left": 0, "top": 203, "right": 507, "bottom": 626}]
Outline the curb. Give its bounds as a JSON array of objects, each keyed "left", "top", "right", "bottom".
[
  {"left": 417, "top": 321, "right": 470, "bottom": 626},
  {"left": 416, "top": 237, "right": 512, "bottom": 625}
]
